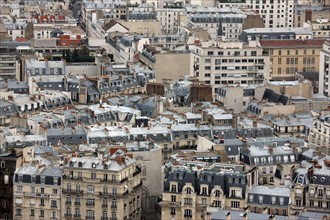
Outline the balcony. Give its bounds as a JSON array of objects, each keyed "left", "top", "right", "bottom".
[
  {"left": 111, "top": 205, "right": 117, "bottom": 209},
  {"left": 133, "top": 181, "right": 143, "bottom": 190},
  {"left": 50, "top": 205, "right": 58, "bottom": 209},
  {"left": 86, "top": 202, "right": 95, "bottom": 207},
  {"left": 66, "top": 201, "right": 72, "bottom": 205},
  {"left": 132, "top": 166, "right": 141, "bottom": 177},
  {"left": 65, "top": 214, "right": 72, "bottom": 218},
  {"left": 120, "top": 177, "right": 128, "bottom": 183},
  {"left": 73, "top": 214, "right": 81, "bottom": 218},
  {"left": 86, "top": 217, "right": 95, "bottom": 220},
  {"left": 101, "top": 217, "right": 109, "bottom": 220},
  {"left": 74, "top": 202, "right": 81, "bottom": 206},
  {"left": 14, "top": 191, "right": 23, "bottom": 196},
  {"left": 102, "top": 204, "right": 108, "bottom": 208}
]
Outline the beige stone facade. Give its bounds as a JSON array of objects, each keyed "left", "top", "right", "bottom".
[
  {"left": 260, "top": 39, "right": 325, "bottom": 80},
  {"left": 61, "top": 149, "right": 142, "bottom": 220}
]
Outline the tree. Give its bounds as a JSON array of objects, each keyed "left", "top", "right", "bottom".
[
  {"left": 66, "top": 50, "right": 71, "bottom": 62},
  {"left": 73, "top": 49, "right": 79, "bottom": 61}
]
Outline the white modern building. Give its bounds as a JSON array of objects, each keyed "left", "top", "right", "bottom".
[
  {"left": 319, "top": 40, "right": 330, "bottom": 96},
  {"left": 190, "top": 40, "right": 270, "bottom": 96}
]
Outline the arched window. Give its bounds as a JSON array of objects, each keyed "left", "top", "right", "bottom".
[
  {"left": 186, "top": 187, "right": 192, "bottom": 194},
  {"left": 215, "top": 190, "right": 221, "bottom": 197}
]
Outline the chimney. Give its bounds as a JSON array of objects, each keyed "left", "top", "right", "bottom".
[
  {"left": 307, "top": 167, "right": 313, "bottom": 180},
  {"left": 148, "top": 141, "right": 154, "bottom": 150},
  {"left": 253, "top": 119, "right": 257, "bottom": 128},
  {"left": 232, "top": 114, "right": 237, "bottom": 128}
]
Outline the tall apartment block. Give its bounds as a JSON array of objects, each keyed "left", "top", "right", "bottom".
[
  {"left": 61, "top": 148, "right": 142, "bottom": 220},
  {"left": 0, "top": 152, "right": 23, "bottom": 220},
  {"left": 190, "top": 40, "right": 270, "bottom": 96},
  {"left": 319, "top": 40, "right": 330, "bottom": 96},
  {"left": 13, "top": 164, "right": 62, "bottom": 220}
]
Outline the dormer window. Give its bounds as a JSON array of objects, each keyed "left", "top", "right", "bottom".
[
  {"left": 215, "top": 190, "right": 221, "bottom": 197},
  {"left": 104, "top": 164, "right": 108, "bottom": 170},
  {"left": 201, "top": 186, "right": 207, "bottom": 195},
  {"left": 170, "top": 184, "right": 177, "bottom": 192},
  {"left": 92, "top": 163, "right": 96, "bottom": 168},
  {"left": 69, "top": 161, "right": 74, "bottom": 167},
  {"left": 78, "top": 162, "right": 83, "bottom": 168},
  {"left": 185, "top": 187, "right": 192, "bottom": 194}
]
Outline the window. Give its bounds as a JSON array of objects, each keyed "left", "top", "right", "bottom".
[
  {"left": 296, "top": 199, "right": 301, "bottom": 206},
  {"left": 86, "top": 210, "right": 95, "bottom": 219},
  {"left": 87, "top": 185, "right": 94, "bottom": 193},
  {"left": 30, "top": 209, "right": 35, "bottom": 217},
  {"left": 51, "top": 200, "right": 57, "bottom": 208},
  {"left": 231, "top": 190, "right": 236, "bottom": 198},
  {"left": 40, "top": 210, "right": 44, "bottom": 217},
  {"left": 258, "top": 196, "right": 263, "bottom": 203},
  {"left": 310, "top": 200, "right": 314, "bottom": 207},
  {"left": 4, "top": 174, "right": 9, "bottom": 184},
  {"left": 171, "top": 184, "right": 177, "bottom": 192},
  {"left": 40, "top": 198, "right": 44, "bottom": 206},
  {"left": 202, "top": 187, "right": 207, "bottom": 195},
  {"left": 318, "top": 189, "right": 323, "bottom": 197},
  {"left": 279, "top": 197, "right": 284, "bottom": 206},
  {"left": 15, "top": 209, "right": 21, "bottom": 216},
  {"left": 215, "top": 190, "right": 221, "bottom": 197},
  {"left": 208, "top": 51, "right": 214, "bottom": 55},
  {"left": 112, "top": 187, "right": 117, "bottom": 195},
  {"left": 170, "top": 207, "right": 175, "bottom": 215},
  {"left": 231, "top": 201, "right": 240, "bottom": 208},
  {"left": 91, "top": 173, "right": 96, "bottom": 179},
  {"left": 184, "top": 198, "right": 192, "bottom": 205},
  {"left": 171, "top": 195, "right": 176, "bottom": 203},
  {"left": 278, "top": 58, "right": 281, "bottom": 64},
  {"left": 184, "top": 209, "right": 192, "bottom": 218},
  {"left": 186, "top": 187, "right": 192, "bottom": 194}
]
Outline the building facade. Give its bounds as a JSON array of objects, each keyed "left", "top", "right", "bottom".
[
  {"left": 260, "top": 39, "right": 325, "bottom": 80},
  {"left": 0, "top": 152, "right": 23, "bottom": 220},
  {"left": 319, "top": 40, "right": 330, "bottom": 97},
  {"left": 159, "top": 164, "right": 247, "bottom": 219},
  {"left": 61, "top": 148, "right": 142, "bottom": 220},
  {"left": 190, "top": 40, "right": 270, "bottom": 96},
  {"left": 13, "top": 164, "right": 62, "bottom": 220}
]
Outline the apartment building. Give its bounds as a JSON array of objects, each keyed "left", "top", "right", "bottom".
[
  {"left": 13, "top": 164, "right": 63, "bottom": 220},
  {"left": 156, "top": 5, "right": 185, "bottom": 34},
  {"left": 319, "top": 40, "right": 330, "bottom": 96},
  {"left": 247, "top": 185, "right": 291, "bottom": 215},
  {"left": 0, "top": 53, "right": 17, "bottom": 79},
  {"left": 218, "top": 0, "right": 295, "bottom": 28},
  {"left": 190, "top": 40, "right": 270, "bottom": 95},
  {"left": 260, "top": 39, "right": 326, "bottom": 80},
  {"left": 61, "top": 148, "right": 142, "bottom": 220},
  {"left": 291, "top": 158, "right": 330, "bottom": 214},
  {"left": 308, "top": 115, "right": 330, "bottom": 155},
  {"left": 159, "top": 164, "right": 247, "bottom": 219},
  {"left": 0, "top": 152, "right": 23, "bottom": 220},
  {"left": 240, "top": 144, "right": 299, "bottom": 186},
  {"left": 188, "top": 13, "right": 246, "bottom": 40}
]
